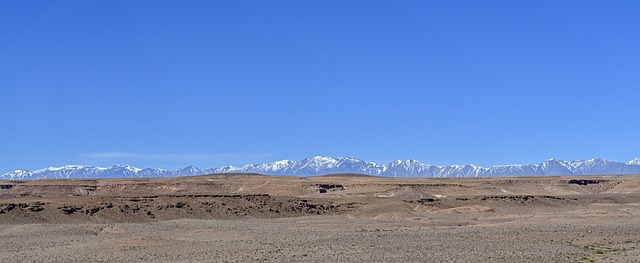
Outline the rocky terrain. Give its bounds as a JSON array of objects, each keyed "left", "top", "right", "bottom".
[{"left": 1, "top": 173, "right": 640, "bottom": 262}]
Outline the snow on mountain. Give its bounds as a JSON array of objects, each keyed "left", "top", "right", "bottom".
[
  {"left": 628, "top": 158, "right": 640, "bottom": 165},
  {"left": 32, "top": 165, "right": 108, "bottom": 179},
  {"left": 2, "top": 164, "right": 171, "bottom": 180},
  {"left": 3, "top": 156, "right": 640, "bottom": 180},
  {"left": 136, "top": 168, "right": 168, "bottom": 177},
  {"left": 539, "top": 158, "right": 573, "bottom": 175},
  {"left": 568, "top": 158, "right": 626, "bottom": 175},
  {"left": 201, "top": 156, "right": 640, "bottom": 177},
  {"left": 2, "top": 169, "right": 32, "bottom": 180},
  {"left": 171, "top": 166, "right": 204, "bottom": 176},
  {"left": 485, "top": 164, "right": 541, "bottom": 176}
]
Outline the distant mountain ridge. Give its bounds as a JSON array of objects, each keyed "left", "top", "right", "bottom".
[{"left": 3, "top": 156, "right": 640, "bottom": 180}]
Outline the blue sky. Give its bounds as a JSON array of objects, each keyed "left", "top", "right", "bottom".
[{"left": 1, "top": 1, "right": 639, "bottom": 172}]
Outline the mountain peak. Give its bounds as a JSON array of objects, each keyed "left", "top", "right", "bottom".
[
  {"left": 39, "top": 165, "right": 88, "bottom": 171},
  {"left": 110, "top": 164, "right": 142, "bottom": 172},
  {"left": 3, "top": 169, "right": 32, "bottom": 179},
  {"left": 305, "top": 156, "right": 337, "bottom": 162}
]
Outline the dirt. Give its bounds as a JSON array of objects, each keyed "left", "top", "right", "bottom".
[{"left": 1, "top": 174, "right": 639, "bottom": 262}]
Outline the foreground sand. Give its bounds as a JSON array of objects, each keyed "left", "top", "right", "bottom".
[{"left": 1, "top": 174, "right": 639, "bottom": 262}]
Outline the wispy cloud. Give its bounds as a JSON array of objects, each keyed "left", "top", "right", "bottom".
[{"left": 79, "top": 152, "right": 275, "bottom": 165}]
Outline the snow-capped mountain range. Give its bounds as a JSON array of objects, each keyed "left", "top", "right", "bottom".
[{"left": 3, "top": 156, "right": 640, "bottom": 180}]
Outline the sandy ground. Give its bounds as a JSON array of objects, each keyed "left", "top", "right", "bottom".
[{"left": 1, "top": 174, "right": 639, "bottom": 262}]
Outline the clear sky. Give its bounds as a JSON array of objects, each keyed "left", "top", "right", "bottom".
[{"left": 1, "top": 1, "right": 639, "bottom": 172}]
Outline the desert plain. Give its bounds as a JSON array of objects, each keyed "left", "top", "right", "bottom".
[{"left": 1, "top": 173, "right": 639, "bottom": 262}]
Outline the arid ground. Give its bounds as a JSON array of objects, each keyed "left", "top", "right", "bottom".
[{"left": 1, "top": 174, "right": 639, "bottom": 262}]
